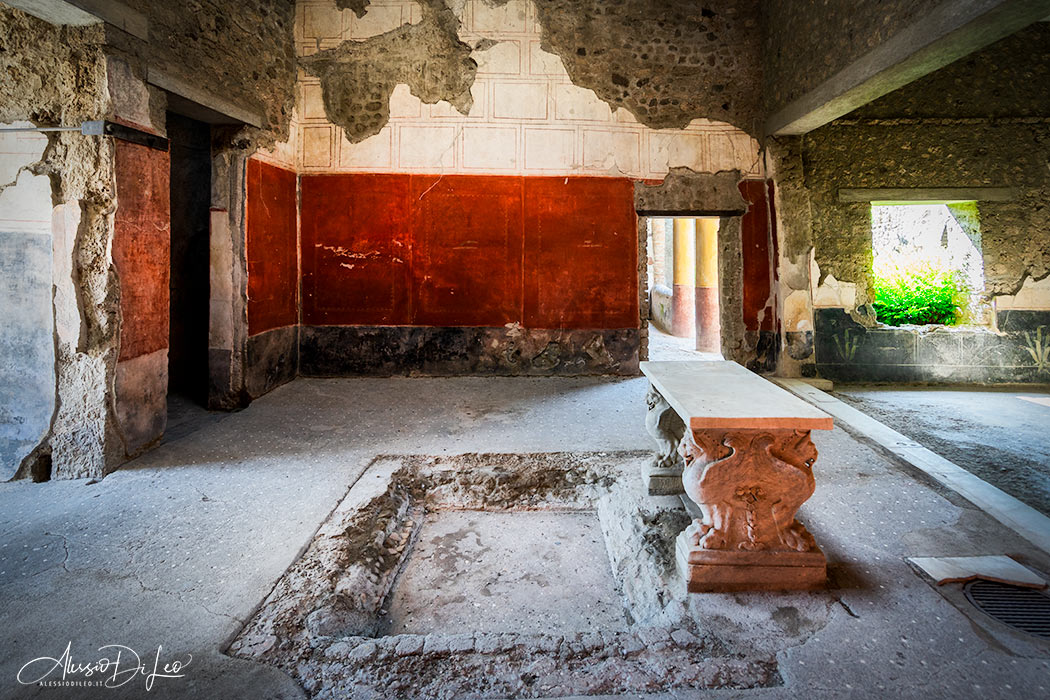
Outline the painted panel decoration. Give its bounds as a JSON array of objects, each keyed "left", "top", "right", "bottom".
[
  {"left": 114, "top": 140, "right": 171, "bottom": 361},
  {"left": 246, "top": 159, "right": 299, "bottom": 335},
  {"left": 299, "top": 174, "right": 638, "bottom": 330}
]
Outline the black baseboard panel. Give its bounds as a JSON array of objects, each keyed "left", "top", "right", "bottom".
[
  {"left": 299, "top": 325, "right": 640, "bottom": 377},
  {"left": 246, "top": 325, "right": 299, "bottom": 398},
  {"left": 815, "top": 308, "right": 1050, "bottom": 384}
]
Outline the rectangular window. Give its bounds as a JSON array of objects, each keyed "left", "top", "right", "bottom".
[{"left": 870, "top": 202, "right": 986, "bottom": 326}]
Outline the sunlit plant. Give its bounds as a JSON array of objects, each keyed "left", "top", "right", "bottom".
[{"left": 872, "top": 260, "right": 969, "bottom": 326}]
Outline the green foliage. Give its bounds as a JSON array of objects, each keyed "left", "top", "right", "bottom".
[{"left": 872, "top": 263, "right": 968, "bottom": 326}]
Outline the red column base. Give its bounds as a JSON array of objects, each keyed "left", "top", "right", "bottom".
[{"left": 671, "top": 284, "right": 695, "bottom": 338}]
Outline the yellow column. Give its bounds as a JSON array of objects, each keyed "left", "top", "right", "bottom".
[
  {"left": 671, "top": 218, "right": 696, "bottom": 338},
  {"left": 695, "top": 218, "right": 721, "bottom": 352}
]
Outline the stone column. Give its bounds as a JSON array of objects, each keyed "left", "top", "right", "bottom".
[
  {"left": 695, "top": 218, "right": 720, "bottom": 353},
  {"left": 671, "top": 218, "right": 696, "bottom": 338}
]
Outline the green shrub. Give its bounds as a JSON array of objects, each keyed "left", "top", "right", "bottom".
[{"left": 872, "top": 263, "right": 968, "bottom": 326}]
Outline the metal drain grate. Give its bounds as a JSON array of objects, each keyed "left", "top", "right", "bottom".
[{"left": 964, "top": 580, "right": 1050, "bottom": 640}]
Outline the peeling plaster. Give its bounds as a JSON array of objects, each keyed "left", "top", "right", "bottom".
[
  {"left": 301, "top": 0, "right": 476, "bottom": 143},
  {"left": 532, "top": 0, "right": 763, "bottom": 135}
]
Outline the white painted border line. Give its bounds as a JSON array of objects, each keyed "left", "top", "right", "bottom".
[{"left": 773, "top": 378, "right": 1050, "bottom": 556}]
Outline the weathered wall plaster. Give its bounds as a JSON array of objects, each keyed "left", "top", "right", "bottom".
[
  {"left": 112, "top": 140, "right": 170, "bottom": 457},
  {"left": 769, "top": 24, "right": 1050, "bottom": 383},
  {"left": 246, "top": 159, "right": 299, "bottom": 336},
  {"left": 1, "top": 5, "right": 124, "bottom": 480},
  {"left": 532, "top": 0, "right": 763, "bottom": 135},
  {"left": 301, "top": 0, "right": 475, "bottom": 142},
  {"left": 297, "top": 173, "right": 639, "bottom": 375},
  {"left": 245, "top": 159, "right": 299, "bottom": 398},
  {"left": 805, "top": 122, "right": 1050, "bottom": 300},
  {"left": 0, "top": 128, "right": 54, "bottom": 479},
  {"left": 765, "top": 136, "right": 816, "bottom": 377},
  {"left": 1, "top": 0, "right": 302, "bottom": 477},
  {"left": 133, "top": 0, "right": 298, "bottom": 143},
  {"left": 294, "top": 0, "right": 762, "bottom": 178}
]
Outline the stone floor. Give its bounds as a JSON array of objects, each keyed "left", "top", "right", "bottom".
[
  {"left": 387, "top": 511, "right": 627, "bottom": 636},
  {"left": 835, "top": 385, "right": 1050, "bottom": 516},
  {"left": 1, "top": 375, "right": 1049, "bottom": 699},
  {"left": 647, "top": 323, "right": 722, "bottom": 361}
]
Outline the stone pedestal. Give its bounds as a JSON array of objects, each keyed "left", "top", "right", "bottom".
[
  {"left": 643, "top": 384, "right": 685, "bottom": 495},
  {"left": 676, "top": 427, "right": 826, "bottom": 592}
]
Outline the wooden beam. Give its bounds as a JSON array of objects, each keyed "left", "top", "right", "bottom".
[
  {"left": 6, "top": 0, "right": 147, "bottom": 40},
  {"left": 766, "top": 0, "right": 1050, "bottom": 137}
]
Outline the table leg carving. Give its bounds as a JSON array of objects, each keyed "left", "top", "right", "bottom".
[
  {"left": 643, "top": 383, "right": 686, "bottom": 495},
  {"left": 676, "top": 428, "right": 826, "bottom": 592}
]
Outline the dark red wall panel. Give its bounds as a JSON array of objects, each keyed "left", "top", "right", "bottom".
[
  {"left": 246, "top": 160, "right": 299, "bottom": 335},
  {"left": 523, "top": 178, "right": 638, "bottom": 329},
  {"left": 113, "top": 140, "right": 170, "bottom": 361},
  {"left": 301, "top": 174, "right": 410, "bottom": 325},
  {"left": 739, "top": 179, "right": 776, "bottom": 333},
  {"left": 411, "top": 176, "right": 523, "bottom": 326},
  {"left": 298, "top": 174, "right": 639, "bottom": 330}
]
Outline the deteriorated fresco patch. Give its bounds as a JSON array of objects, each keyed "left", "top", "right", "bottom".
[
  {"left": 301, "top": 0, "right": 476, "bottom": 142},
  {"left": 533, "top": 0, "right": 763, "bottom": 135}
]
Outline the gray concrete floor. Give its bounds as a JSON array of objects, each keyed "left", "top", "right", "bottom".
[
  {"left": 1, "top": 376, "right": 1049, "bottom": 699},
  {"left": 834, "top": 385, "right": 1050, "bottom": 517}
]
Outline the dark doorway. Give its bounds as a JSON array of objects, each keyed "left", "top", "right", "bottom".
[{"left": 166, "top": 112, "right": 211, "bottom": 407}]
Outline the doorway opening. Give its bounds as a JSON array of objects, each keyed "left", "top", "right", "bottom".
[
  {"left": 166, "top": 112, "right": 212, "bottom": 429},
  {"left": 645, "top": 216, "right": 722, "bottom": 360}
]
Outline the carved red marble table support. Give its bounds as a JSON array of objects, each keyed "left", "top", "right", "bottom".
[{"left": 676, "top": 427, "right": 827, "bottom": 592}]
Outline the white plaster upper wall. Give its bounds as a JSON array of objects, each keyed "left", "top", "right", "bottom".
[
  {"left": 996, "top": 275, "right": 1050, "bottom": 311},
  {"left": 293, "top": 0, "right": 762, "bottom": 178},
  {"left": 0, "top": 125, "right": 51, "bottom": 235},
  {"left": 0, "top": 124, "right": 55, "bottom": 479}
]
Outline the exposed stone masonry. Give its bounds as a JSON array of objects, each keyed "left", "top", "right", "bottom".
[
  {"left": 302, "top": 0, "right": 476, "bottom": 142},
  {"left": 532, "top": 0, "right": 763, "bottom": 135}
]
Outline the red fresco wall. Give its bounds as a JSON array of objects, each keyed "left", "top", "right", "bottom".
[
  {"left": 299, "top": 174, "right": 638, "bottom": 330},
  {"left": 246, "top": 159, "right": 299, "bottom": 335},
  {"left": 739, "top": 179, "right": 778, "bottom": 333},
  {"left": 300, "top": 174, "right": 410, "bottom": 325},
  {"left": 523, "top": 177, "right": 638, "bottom": 329},
  {"left": 113, "top": 140, "right": 171, "bottom": 362}
]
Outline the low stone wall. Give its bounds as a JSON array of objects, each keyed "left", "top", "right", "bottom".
[
  {"left": 814, "top": 308, "right": 1050, "bottom": 384},
  {"left": 649, "top": 285, "right": 673, "bottom": 335}
]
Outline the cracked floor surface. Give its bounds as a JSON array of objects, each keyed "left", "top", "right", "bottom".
[{"left": 1, "top": 376, "right": 1049, "bottom": 699}]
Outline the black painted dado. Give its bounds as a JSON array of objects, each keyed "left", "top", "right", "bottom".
[
  {"left": 300, "top": 326, "right": 640, "bottom": 377},
  {"left": 246, "top": 325, "right": 299, "bottom": 398},
  {"left": 745, "top": 330, "right": 780, "bottom": 374},
  {"left": 815, "top": 308, "right": 1050, "bottom": 383}
]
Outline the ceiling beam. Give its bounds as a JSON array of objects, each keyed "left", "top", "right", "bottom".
[
  {"left": 5, "top": 0, "right": 147, "bottom": 39},
  {"left": 766, "top": 0, "right": 1050, "bottom": 137}
]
